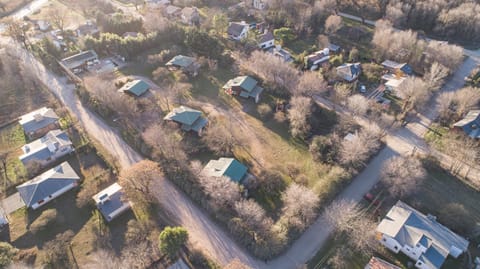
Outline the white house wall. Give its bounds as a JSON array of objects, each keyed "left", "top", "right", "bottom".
[{"left": 380, "top": 234, "right": 402, "bottom": 253}]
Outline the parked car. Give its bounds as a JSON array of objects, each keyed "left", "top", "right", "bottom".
[{"left": 359, "top": 84, "right": 367, "bottom": 93}]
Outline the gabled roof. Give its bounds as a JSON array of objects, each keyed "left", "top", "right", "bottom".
[
  {"left": 93, "top": 183, "right": 131, "bottom": 222},
  {"left": 365, "top": 257, "right": 401, "bottom": 269},
  {"left": 19, "top": 107, "right": 59, "bottom": 134},
  {"left": 165, "top": 5, "right": 181, "bottom": 15},
  {"left": 306, "top": 49, "right": 330, "bottom": 64},
  {"left": 259, "top": 31, "right": 274, "bottom": 44},
  {"left": 377, "top": 201, "right": 469, "bottom": 268},
  {"left": 381, "top": 60, "right": 413, "bottom": 75},
  {"left": 166, "top": 55, "right": 195, "bottom": 68},
  {"left": 17, "top": 162, "right": 79, "bottom": 207},
  {"left": 19, "top": 129, "right": 72, "bottom": 164},
  {"left": 201, "top": 158, "right": 248, "bottom": 183},
  {"left": 164, "top": 106, "right": 202, "bottom": 126},
  {"left": 328, "top": 43, "right": 341, "bottom": 52},
  {"left": 453, "top": 110, "right": 480, "bottom": 138},
  {"left": 228, "top": 22, "right": 248, "bottom": 37},
  {"left": 119, "top": 79, "right": 150, "bottom": 97},
  {"left": 60, "top": 50, "right": 98, "bottom": 70},
  {"left": 337, "top": 63, "right": 361, "bottom": 81},
  {"left": 223, "top": 76, "right": 258, "bottom": 92}
]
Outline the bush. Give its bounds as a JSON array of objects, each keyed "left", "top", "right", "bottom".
[
  {"left": 309, "top": 135, "right": 339, "bottom": 164},
  {"left": 0, "top": 242, "right": 17, "bottom": 267},
  {"left": 360, "top": 63, "right": 383, "bottom": 84},
  {"left": 257, "top": 103, "right": 273, "bottom": 119},
  {"left": 329, "top": 54, "right": 343, "bottom": 66},
  {"left": 30, "top": 209, "right": 57, "bottom": 234},
  {"left": 158, "top": 226, "right": 188, "bottom": 259}
]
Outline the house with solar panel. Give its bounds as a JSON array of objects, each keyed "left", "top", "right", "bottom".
[
  {"left": 166, "top": 55, "right": 200, "bottom": 76},
  {"left": 16, "top": 162, "right": 80, "bottom": 210},
  {"left": 452, "top": 110, "right": 480, "bottom": 139},
  {"left": 376, "top": 201, "right": 469, "bottom": 269},
  {"left": 93, "top": 183, "right": 131, "bottom": 222},
  {"left": 223, "top": 76, "right": 264, "bottom": 103},
  {"left": 201, "top": 158, "right": 248, "bottom": 184},
  {"left": 19, "top": 130, "right": 74, "bottom": 168},
  {"left": 118, "top": 79, "right": 150, "bottom": 97},
  {"left": 163, "top": 106, "right": 208, "bottom": 135},
  {"left": 19, "top": 107, "right": 59, "bottom": 139}
]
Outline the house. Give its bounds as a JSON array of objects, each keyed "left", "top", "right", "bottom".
[
  {"left": 382, "top": 60, "right": 413, "bottom": 76},
  {"left": 122, "top": 32, "right": 139, "bottom": 38},
  {"left": 19, "top": 107, "right": 59, "bottom": 139},
  {"left": 76, "top": 21, "right": 99, "bottom": 37},
  {"left": 258, "top": 31, "right": 274, "bottom": 49},
  {"left": 60, "top": 50, "right": 99, "bottom": 74},
  {"left": 180, "top": 7, "right": 200, "bottom": 25},
  {"left": 146, "top": 0, "right": 170, "bottom": 8},
  {"left": 365, "top": 257, "right": 401, "bottom": 269},
  {"left": 305, "top": 48, "right": 330, "bottom": 70},
  {"left": 336, "top": 63, "right": 361, "bottom": 82},
  {"left": 118, "top": 79, "right": 150, "bottom": 97},
  {"left": 453, "top": 110, "right": 480, "bottom": 139},
  {"left": 201, "top": 158, "right": 248, "bottom": 184},
  {"left": 223, "top": 76, "right": 264, "bottom": 103},
  {"left": 163, "top": 106, "right": 208, "bottom": 135},
  {"left": 376, "top": 201, "right": 469, "bottom": 269},
  {"left": 17, "top": 162, "right": 79, "bottom": 210},
  {"left": 268, "top": 45, "right": 293, "bottom": 62},
  {"left": 328, "top": 43, "right": 341, "bottom": 54},
  {"left": 36, "top": 20, "right": 50, "bottom": 31},
  {"left": 93, "top": 183, "right": 131, "bottom": 222},
  {"left": 166, "top": 55, "right": 199, "bottom": 76},
  {"left": 253, "top": 0, "right": 267, "bottom": 10},
  {"left": 165, "top": 5, "right": 182, "bottom": 17},
  {"left": 19, "top": 129, "right": 74, "bottom": 167},
  {"left": 227, "top": 21, "right": 249, "bottom": 40}
]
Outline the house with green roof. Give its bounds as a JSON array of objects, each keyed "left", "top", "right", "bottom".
[
  {"left": 201, "top": 158, "right": 248, "bottom": 184},
  {"left": 163, "top": 106, "right": 208, "bottom": 135},
  {"left": 118, "top": 79, "right": 150, "bottom": 97},
  {"left": 223, "top": 76, "right": 264, "bottom": 103},
  {"left": 166, "top": 55, "right": 199, "bottom": 76}
]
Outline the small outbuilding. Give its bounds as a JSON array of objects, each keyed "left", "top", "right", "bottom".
[
  {"left": 223, "top": 76, "right": 263, "bottom": 103},
  {"left": 60, "top": 50, "right": 98, "bottom": 73},
  {"left": 118, "top": 79, "right": 150, "bottom": 97},
  {"left": 17, "top": 162, "right": 80, "bottom": 210},
  {"left": 93, "top": 183, "right": 132, "bottom": 222}
]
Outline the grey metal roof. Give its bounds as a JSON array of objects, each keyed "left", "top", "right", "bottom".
[
  {"left": 19, "top": 107, "right": 59, "bottom": 134},
  {"left": 19, "top": 130, "right": 72, "bottom": 164},
  {"left": 61, "top": 50, "right": 98, "bottom": 70},
  {"left": 228, "top": 22, "right": 248, "bottom": 37},
  {"left": 377, "top": 201, "right": 469, "bottom": 268},
  {"left": 16, "top": 162, "right": 79, "bottom": 207},
  {"left": 93, "top": 183, "right": 131, "bottom": 222},
  {"left": 259, "top": 31, "right": 274, "bottom": 43}
]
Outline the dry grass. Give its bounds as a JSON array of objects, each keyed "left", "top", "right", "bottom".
[
  {"left": 0, "top": 0, "right": 30, "bottom": 17},
  {"left": 29, "top": 0, "right": 87, "bottom": 29}
]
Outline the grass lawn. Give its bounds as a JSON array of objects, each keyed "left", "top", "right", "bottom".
[
  {"left": 0, "top": 124, "right": 27, "bottom": 193},
  {"left": 423, "top": 124, "right": 450, "bottom": 151}
]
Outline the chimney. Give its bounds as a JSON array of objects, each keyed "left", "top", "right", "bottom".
[{"left": 33, "top": 113, "right": 44, "bottom": 122}]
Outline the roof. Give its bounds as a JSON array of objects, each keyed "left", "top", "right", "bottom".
[
  {"left": 365, "top": 257, "right": 401, "bottom": 269},
  {"left": 336, "top": 63, "right": 361, "bottom": 81},
  {"left": 381, "top": 60, "right": 413, "bottom": 75},
  {"left": 93, "top": 183, "right": 131, "bottom": 222},
  {"left": 167, "top": 258, "right": 191, "bottom": 269},
  {"left": 17, "top": 162, "right": 79, "bottom": 207},
  {"left": 61, "top": 50, "right": 98, "bottom": 70},
  {"left": 166, "top": 55, "right": 195, "bottom": 68},
  {"left": 228, "top": 22, "right": 248, "bottom": 37},
  {"left": 19, "top": 107, "right": 59, "bottom": 134},
  {"left": 19, "top": 129, "right": 72, "bottom": 164},
  {"left": 183, "top": 116, "right": 208, "bottom": 132},
  {"left": 201, "top": 158, "right": 248, "bottom": 183},
  {"left": 164, "top": 106, "right": 202, "bottom": 126},
  {"left": 453, "top": 110, "right": 480, "bottom": 138},
  {"left": 328, "top": 43, "right": 341, "bottom": 52},
  {"left": 259, "top": 31, "right": 274, "bottom": 44},
  {"left": 181, "top": 6, "right": 198, "bottom": 18},
  {"left": 385, "top": 76, "right": 406, "bottom": 89},
  {"left": 122, "top": 32, "right": 139, "bottom": 38},
  {"left": 165, "top": 5, "right": 181, "bottom": 15},
  {"left": 306, "top": 49, "right": 330, "bottom": 64},
  {"left": 76, "top": 22, "right": 99, "bottom": 36},
  {"left": 119, "top": 79, "right": 150, "bottom": 97},
  {"left": 377, "top": 201, "right": 469, "bottom": 268},
  {"left": 223, "top": 76, "right": 258, "bottom": 92}
]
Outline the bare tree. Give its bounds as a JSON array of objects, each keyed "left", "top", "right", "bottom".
[
  {"left": 333, "top": 83, "right": 352, "bottom": 105},
  {"left": 84, "top": 249, "right": 125, "bottom": 269},
  {"left": 287, "top": 96, "right": 313, "bottom": 138},
  {"left": 234, "top": 199, "right": 273, "bottom": 235},
  {"left": 398, "top": 76, "right": 430, "bottom": 113},
  {"left": 325, "top": 15, "right": 343, "bottom": 35},
  {"left": 202, "top": 119, "right": 241, "bottom": 156},
  {"left": 437, "top": 92, "right": 455, "bottom": 123},
  {"left": 48, "top": 8, "right": 68, "bottom": 33},
  {"left": 4, "top": 19, "right": 27, "bottom": 47},
  {"left": 281, "top": 183, "right": 319, "bottom": 230},
  {"left": 347, "top": 94, "right": 369, "bottom": 116},
  {"left": 453, "top": 86, "right": 480, "bottom": 117},
  {"left": 324, "top": 199, "right": 378, "bottom": 255},
  {"left": 142, "top": 123, "right": 187, "bottom": 162},
  {"left": 317, "top": 34, "right": 330, "bottom": 49},
  {"left": 119, "top": 160, "right": 162, "bottom": 203},
  {"left": 381, "top": 156, "right": 426, "bottom": 198},
  {"left": 424, "top": 62, "right": 449, "bottom": 91},
  {"left": 295, "top": 72, "right": 328, "bottom": 97},
  {"left": 199, "top": 175, "right": 241, "bottom": 209},
  {"left": 339, "top": 126, "right": 381, "bottom": 168}
]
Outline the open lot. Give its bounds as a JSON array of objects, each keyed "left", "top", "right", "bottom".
[{"left": 0, "top": 0, "right": 30, "bottom": 18}]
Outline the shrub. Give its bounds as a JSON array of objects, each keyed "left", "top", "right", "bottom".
[
  {"left": 30, "top": 209, "right": 57, "bottom": 234},
  {"left": 257, "top": 103, "right": 273, "bottom": 119},
  {"left": 0, "top": 242, "right": 17, "bottom": 267},
  {"left": 309, "top": 135, "right": 339, "bottom": 164},
  {"left": 158, "top": 226, "right": 188, "bottom": 259}
]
